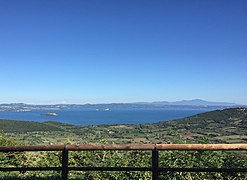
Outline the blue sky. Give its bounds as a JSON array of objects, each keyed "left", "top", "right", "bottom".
[{"left": 0, "top": 0, "right": 246, "bottom": 104}]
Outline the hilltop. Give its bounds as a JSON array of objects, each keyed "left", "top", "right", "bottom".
[
  {"left": 150, "top": 108, "right": 247, "bottom": 143},
  {"left": 1, "top": 108, "right": 247, "bottom": 144},
  {"left": 0, "top": 119, "right": 61, "bottom": 132}
]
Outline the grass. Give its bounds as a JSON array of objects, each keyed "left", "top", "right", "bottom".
[{"left": 1, "top": 108, "right": 247, "bottom": 145}]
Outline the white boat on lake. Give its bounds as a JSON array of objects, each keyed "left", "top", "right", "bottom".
[{"left": 41, "top": 112, "right": 58, "bottom": 116}]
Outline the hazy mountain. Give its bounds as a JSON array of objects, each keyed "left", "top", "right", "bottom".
[
  {"left": 136, "top": 99, "right": 240, "bottom": 107},
  {"left": 151, "top": 99, "right": 239, "bottom": 106},
  {"left": 0, "top": 99, "right": 243, "bottom": 112}
]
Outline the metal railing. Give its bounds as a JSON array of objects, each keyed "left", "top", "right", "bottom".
[{"left": 1, "top": 144, "right": 247, "bottom": 180}]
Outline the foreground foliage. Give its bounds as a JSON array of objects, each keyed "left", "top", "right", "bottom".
[{"left": 1, "top": 133, "right": 247, "bottom": 179}]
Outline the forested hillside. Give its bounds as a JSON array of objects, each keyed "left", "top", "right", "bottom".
[
  {"left": 1, "top": 108, "right": 247, "bottom": 144},
  {"left": 1, "top": 108, "right": 247, "bottom": 179},
  {"left": 0, "top": 120, "right": 61, "bottom": 132}
]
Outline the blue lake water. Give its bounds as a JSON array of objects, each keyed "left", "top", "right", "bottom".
[{"left": 0, "top": 108, "right": 213, "bottom": 126}]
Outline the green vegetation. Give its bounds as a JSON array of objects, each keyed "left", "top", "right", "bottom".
[
  {"left": 0, "top": 120, "right": 61, "bottom": 133},
  {"left": 2, "top": 108, "right": 247, "bottom": 145},
  {"left": 1, "top": 108, "right": 247, "bottom": 179},
  {"left": 161, "top": 108, "right": 247, "bottom": 143}
]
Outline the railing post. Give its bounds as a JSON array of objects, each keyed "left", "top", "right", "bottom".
[
  {"left": 62, "top": 145, "right": 68, "bottom": 180},
  {"left": 152, "top": 144, "right": 159, "bottom": 180}
]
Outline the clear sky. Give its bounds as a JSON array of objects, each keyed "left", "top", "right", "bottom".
[{"left": 0, "top": 0, "right": 246, "bottom": 104}]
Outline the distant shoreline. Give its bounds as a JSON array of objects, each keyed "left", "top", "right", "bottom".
[{"left": 0, "top": 108, "right": 214, "bottom": 126}]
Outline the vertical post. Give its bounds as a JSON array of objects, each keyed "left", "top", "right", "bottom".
[
  {"left": 152, "top": 144, "right": 159, "bottom": 180},
  {"left": 62, "top": 145, "right": 68, "bottom": 180}
]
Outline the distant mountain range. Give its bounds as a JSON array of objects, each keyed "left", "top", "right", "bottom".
[
  {"left": 137, "top": 99, "right": 240, "bottom": 106},
  {"left": 0, "top": 99, "right": 244, "bottom": 112}
]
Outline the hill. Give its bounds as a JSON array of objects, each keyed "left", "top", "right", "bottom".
[
  {"left": 150, "top": 99, "right": 239, "bottom": 106},
  {"left": 1, "top": 108, "right": 247, "bottom": 180},
  {"left": 0, "top": 99, "right": 243, "bottom": 113},
  {"left": 147, "top": 108, "right": 247, "bottom": 143},
  {"left": 0, "top": 119, "right": 62, "bottom": 132},
  {"left": 1, "top": 108, "right": 247, "bottom": 144}
]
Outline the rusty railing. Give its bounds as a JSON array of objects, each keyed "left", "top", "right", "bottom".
[{"left": 1, "top": 144, "right": 247, "bottom": 179}]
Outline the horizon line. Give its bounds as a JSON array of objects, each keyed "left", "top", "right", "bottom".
[{"left": 0, "top": 99, "right": 245, "bottom": 106}]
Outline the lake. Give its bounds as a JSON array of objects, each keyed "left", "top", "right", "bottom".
[{"left": 0, "top": 108, "right": 213, "bottom": 126}]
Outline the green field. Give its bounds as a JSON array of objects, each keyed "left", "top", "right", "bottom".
[
  {"left": 1, "top": 108, "right": 247, "bottom": 145},
  {"left": 1, "top": 108, "right": 247, "bottom": 179}
]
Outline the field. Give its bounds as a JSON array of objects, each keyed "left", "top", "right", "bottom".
[
  {"left": 1, "top": 108, "right": 247, "bottom": 179},
  {"left": 2, "top": 108, "right": 247, "bottom": 145}
]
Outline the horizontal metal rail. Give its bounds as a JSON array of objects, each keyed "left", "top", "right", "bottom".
[
  {"left": 158, "top": 167, "right": 247, "bottom": 173},
  {"left": 156, "top": 144, "right": 247, "bottom": 150},
  {"left": 0, "top": 145, "right": 65, "bottom": 152},
  {"left": 0, "top": 167, "right": 62, "bottom": 171},
  {"left": 66, "top": 144, "right": 154, "bottom": 150},
  {"left": 0, "top": 144, "right": 247, "bottom": 180},
  {"left": 1, "top": 144, "right": 247, "bottom": 152}
]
